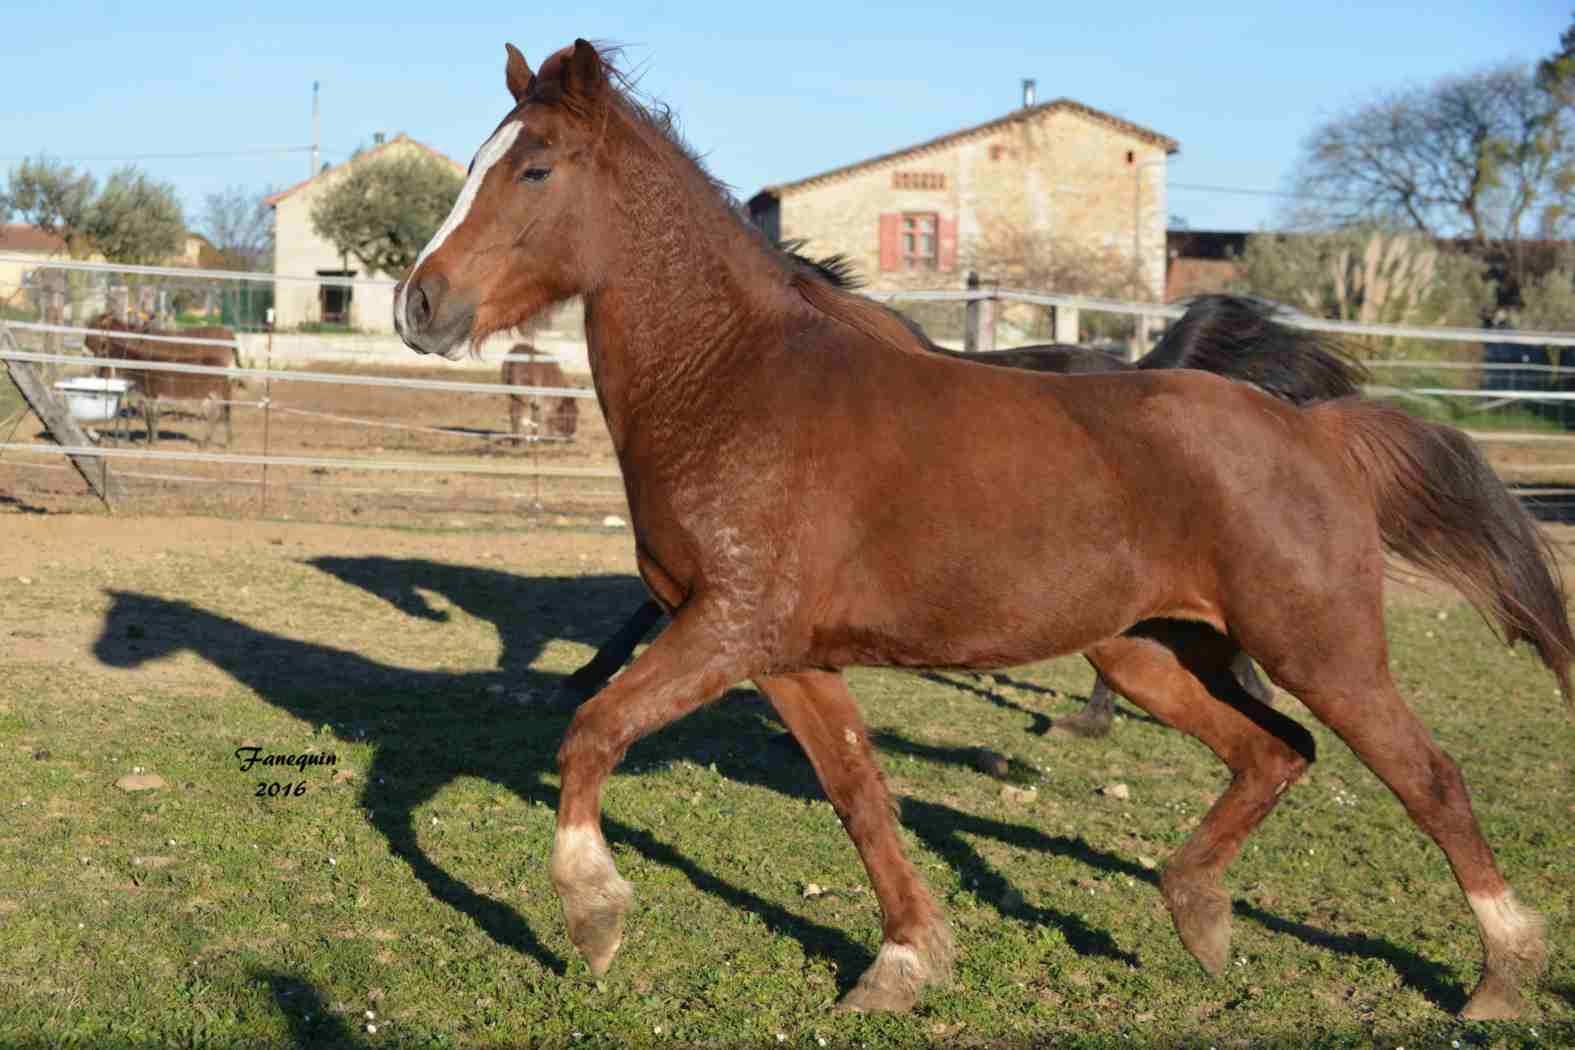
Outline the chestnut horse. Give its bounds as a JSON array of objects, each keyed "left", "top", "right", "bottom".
[
  {"left": 393, "top": 41, "right": 1572, "bottom": 1020},
  {"left": 562, "top": 290, "right": 1368, "bottom": 735},
  {"left": 85, "top": 313, "right": 236, "bottom": 447},
  {"left": 501, "top": 343, "right": 579, "bottom": 441}
]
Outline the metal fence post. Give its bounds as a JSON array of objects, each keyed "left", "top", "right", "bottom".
[
  {"left": 964, "top": 272, "right": 980, "bottom": 353},
  {"left": 964, "top": 272, "right": 997, "bottom": 354}
]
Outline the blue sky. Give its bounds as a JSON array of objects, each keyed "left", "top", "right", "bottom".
[{"left": 0, "top": 2, "right": 1568, "bottom": 242}]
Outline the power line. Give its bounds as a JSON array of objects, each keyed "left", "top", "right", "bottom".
[
  {"left": 1169, "top": 181, "right": 1354, "bottom": 204},
  {"left": 0, "top": 146, "right": 315, "bottom": 163}
]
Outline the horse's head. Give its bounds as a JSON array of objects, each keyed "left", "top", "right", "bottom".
[
  {"left": 84, "top": 313, "right": 131, "bottom": 357},
  {"left": 94, "top": 590, "right": 203, "bottom": 669},
  {"left": 395, "top": 40, "right": 613, "bottom": 359}
]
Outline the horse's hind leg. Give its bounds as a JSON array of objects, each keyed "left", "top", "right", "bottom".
[
  {"left": 1059, "top": 651, "right": 1275, "bottom": 740},
  {"left": 561, "top": 599, "right": 665, "bottom": 702},
  {"left": 1284, "top": 666, "right": 1547, "bottom": 1019},
  {"left": 1087, "top": 626, "right": 1315, "bottom": 975},
  {"left": 753, "top": 670, "right": 951, "bottom": 1013},
  {"left": 1054, "top": 667, "right": 1118, "bottom": 737}
]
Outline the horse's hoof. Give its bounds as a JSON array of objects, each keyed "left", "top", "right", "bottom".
[
  {"left": 1459, "top": 973, "right": 1532, "bottom": 1021},
  {"left": 1458, "top": 892, "right": 1547, "bottom": 1021},
  {"left": 561, "top": 876, "right": 634, "bottom": 976},
  {"left": 834, "top": 945, "right": 926, "bottom": 1014},
  {"left": 834, "top": 918, "right": 953, "bottom": 1014},
  {"left": 1161, "top": 869, "right": 1231, "bottom": 977},
  {"left": 551, "top": 830, "right": 636, "bottom": 976},
  {"left": 1053, "top": 706, "right": 1114, "bottom": 739},
  {"left": 569, "top": 903, "right": 630, "bottom": 976}
]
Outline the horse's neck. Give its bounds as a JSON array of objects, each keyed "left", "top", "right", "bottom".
[{"left": 583, "top": 158, "right": 783, "bottom": 456}]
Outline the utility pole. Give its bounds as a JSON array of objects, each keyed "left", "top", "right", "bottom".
[
  {"left": 1131, "top": 157, "right": 1166, "bottom": 362},
  {"left": 311, "top": 81, "right": 321, "bottom": 178}
]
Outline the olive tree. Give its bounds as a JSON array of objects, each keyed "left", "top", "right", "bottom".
[
  {"left": 310, "top": 153, "right": 462, "bottom": 277},
  {"left": 1, "top": 157, "right": 184, "bottom": 264}
]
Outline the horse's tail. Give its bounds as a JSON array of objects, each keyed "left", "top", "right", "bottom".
[
  {"left": 1139, "top": 295, "right": 1368, "bottom": 405},
  {"left": 1329, "top": 397, "right": 1573, "bottom": 706}
]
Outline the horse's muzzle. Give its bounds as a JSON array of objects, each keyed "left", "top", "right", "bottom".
[{"left": 395, "top": 270, "right": 474, "bottom": 359}]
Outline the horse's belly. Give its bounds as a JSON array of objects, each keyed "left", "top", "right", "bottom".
[{"left": 809, "top": 544, "right": 1150, "bottom": 671}]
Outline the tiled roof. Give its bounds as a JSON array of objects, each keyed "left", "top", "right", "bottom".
[
  {"left": 264, "top": 134, "right": 465, "bottom": 206},
  {"left": 0, "top": 224, "right": 68, "bottom": 254},
  {"left": 751, "top": 99, "right": 1179, "bottom": 202}
]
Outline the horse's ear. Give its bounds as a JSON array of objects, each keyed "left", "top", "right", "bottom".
[
  {"left": 505, "top": 43, "right": 534, "bottom": 103},
  {"left": 561, "top": 38, "right": 604, "bottom": 104}
]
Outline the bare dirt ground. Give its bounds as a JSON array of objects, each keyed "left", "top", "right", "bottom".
[
  {"left": 0, "top": 513, "right": 641, "bottom": 688},
  {"left": 4, "top": 508, "right": 1572, "bottom": 673}
]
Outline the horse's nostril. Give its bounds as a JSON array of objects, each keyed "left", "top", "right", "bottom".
[{"left": 409, "top": 285, "right": 432, "bottom": 331}]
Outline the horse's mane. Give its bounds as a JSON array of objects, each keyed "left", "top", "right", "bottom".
[
  {"left": 1136, "top": 296, "right": 1369, "bottom": 402},
  {"left": 777, "top": 239, "right": 862, "bottom": 291},
  {"left": 572, "top": 48, "right": 931, "bottom": 357}
]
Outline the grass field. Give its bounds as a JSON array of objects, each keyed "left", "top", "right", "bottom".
[{"left": 0, "top": 513, "right": 1570, "bottom": 1049}]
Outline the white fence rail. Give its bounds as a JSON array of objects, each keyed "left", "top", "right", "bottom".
[
  {"left": 0, "top": 344, "right": 598, "bottom": 399},
  {"left": 11, "top": 253, "right": 1575, "bottom": 347},
  {"left": 9, "top": 272, "right": 1575, "bottom": 517}
]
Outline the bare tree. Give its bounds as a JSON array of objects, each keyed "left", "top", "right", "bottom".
[
  {"left": 962, "top": 224, "right": 1142, "bottom": 299},
  {"left": 202, "top": 186, "right": 274, "bottom": 271},
  {"left": 1287, "top": 66, "right": 1564, "bottom": 250},
  {"left": 310, "top": 153, "right": 462, "bottom": 277},
  {"left": 961, "top": 224, "right": 1145, "bottom": 342}
]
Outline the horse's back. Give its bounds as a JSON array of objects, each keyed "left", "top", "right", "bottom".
[
  {"left": 943, "top": 344, "right": 1128, "bottom": 375},
  {"left": 768, "top": 352, "right": 1359, "bottom": 667}
]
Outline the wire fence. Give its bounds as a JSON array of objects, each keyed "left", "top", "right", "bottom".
[
  {"left": 8, "top": 253, "right": 1575, "bottom": 524},
  {"left": 0, "top": 257, "right": 611, "bottom": 524}
]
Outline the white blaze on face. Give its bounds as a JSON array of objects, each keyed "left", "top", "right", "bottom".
[{"left": 395, "top": 120, "right": 524, "bottom": 327}]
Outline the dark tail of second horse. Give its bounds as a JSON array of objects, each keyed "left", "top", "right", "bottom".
[{"left": 1329, "top": 397, "right": 1574, "bottom": 706}]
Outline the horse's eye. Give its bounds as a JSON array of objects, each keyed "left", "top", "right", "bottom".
[{"left": 519, "top": 167, "right": 551, "bottom": 184}]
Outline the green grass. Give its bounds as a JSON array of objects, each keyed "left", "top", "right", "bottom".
[
  {"left": 1391, "top": 394, "right": 1573, "bottom": 434},
  {"left": 0, "top": 530, "right": 1571, "bottom": 1048}
]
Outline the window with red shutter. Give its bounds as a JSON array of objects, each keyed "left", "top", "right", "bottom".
[
  {"left": 878, "top": 213, "right": 900, "bottom": 272},
  {"left": 899, "top": 213, "right": 939, "bottom": 271},
  {"left": 938, "top": 217, "right": 958, "bottom": 272}
]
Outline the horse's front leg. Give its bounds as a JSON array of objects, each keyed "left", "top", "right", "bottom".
[{"left": 551, "top": 602, "right": 759, "bottom": 975}]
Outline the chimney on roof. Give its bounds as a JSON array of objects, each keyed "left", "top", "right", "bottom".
[
  {"left": 373, "top": 132, "right": 385, "bottom": 145},
  {"left": 1022, "top": 79, "right": 1036, "bottom": 108}
]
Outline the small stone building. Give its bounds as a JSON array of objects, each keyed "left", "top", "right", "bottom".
[
  {"left": 265, "top": 134, "right": 463, "bottom": 333},
  {"left": 0, "top": 225, "right": 75, "bottom": 310},
  {"left": 748, "top": 97, "right": 1178, "bottom": 310}
]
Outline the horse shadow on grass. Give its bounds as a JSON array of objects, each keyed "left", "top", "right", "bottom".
[{"left": 91, "top": 555, "right": 1467, "bottom": 1011}]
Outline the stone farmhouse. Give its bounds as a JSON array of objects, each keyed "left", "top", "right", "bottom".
[
  {"left": 747, "top": 94, "right": 1178, "bottom": 322},
  {"left": 266, "top": 134, "right": 463, "bottom": 333},
  {"left": 0, "top": 224, "right": 78, "bottom": 313}
]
